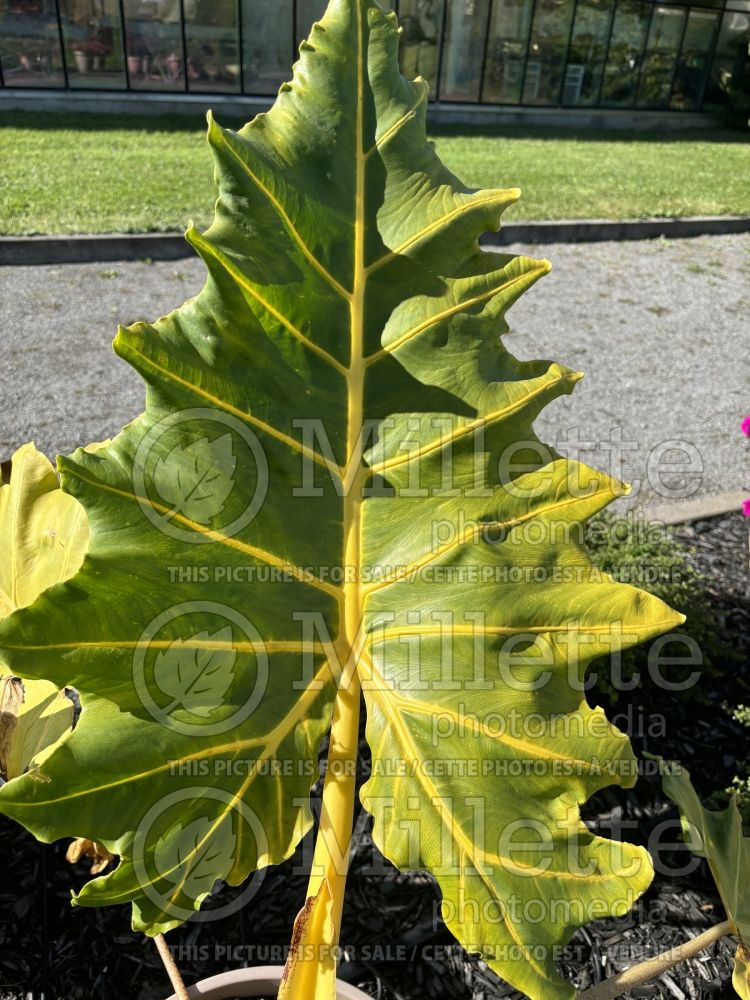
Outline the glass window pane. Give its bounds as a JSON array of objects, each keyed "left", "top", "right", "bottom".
[
  {"left": 482, "top": 0, "right": 534, "bottom": 103},
  {"left": 600, "top": 0, "right": 650, "bottom": 105},
  {"left": 522, "top": 0, "right": 576, "bottom": 105},
  {"left": 242, "top": 0, "right": 291, "bottom": 95},
  {"left": 704, "top": 9, "right": 750, "bottom": 108},
  {"left": 184, "top": 0, "right": 238, "bottom": 93},
  {"left": 59, "top": 0, "right": 126, "bottom": 89},
  {"left": 398, "top": 0, "right": 445, "bottom": 97},
  {"left": 296, "top": 0, "right": 327, "bottom": 42},
  {"left": 563, "top": 0, "right": 614, "bottom": 105},
  {"left": 670, "top": 8, "right": 718, "bottom": 109},
  {"left": 0, "top": 0, "right": 64, "bottom": 87},
  {"left": 439, "top": 0, "right": 490, "bottom": 102},
  {"left": 636, "top": 4, "right": 686, "bottom": 106},
  {"left": 122, "top": 0, "right": 184, "bottom": 90}
]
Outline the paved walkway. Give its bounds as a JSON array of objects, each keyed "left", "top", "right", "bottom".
[{"left": 1, "top": 233, "right": 747, "bottom": 508}]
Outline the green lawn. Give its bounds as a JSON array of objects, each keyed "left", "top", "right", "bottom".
[{"left": 0, "top": 111, "right": 748, "bottom": 234}]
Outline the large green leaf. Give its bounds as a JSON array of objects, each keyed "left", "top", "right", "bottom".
[
  {"left": 0, "top": 2, "right": 681, "bottom": 997},
  {"left": 656, "top": 758, "right": 749, "bottom": 999}
]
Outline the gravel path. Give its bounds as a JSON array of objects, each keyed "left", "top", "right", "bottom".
[
  {"left": 1, "top": 233, "right": 747, "bottom": 506},
  {"left": 503, "top": 233, "right": 750, "bottom": 507}
]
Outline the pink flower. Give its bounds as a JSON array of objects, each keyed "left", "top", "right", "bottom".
[
  {"left": 743, "top": 499, "right": 750, "bottom": 517},
  {"left": 742, "top": 416, "right": 750, "bottom": 437}
]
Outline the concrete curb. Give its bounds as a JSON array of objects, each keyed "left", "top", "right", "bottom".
[
  {"left": 0, "top": 88, "right": 719, "bottom": 130},
  {"left": 2, "top": 215, "right": 749, "bottom": 265},
  {"left": 484, "top": 215, "right": 750, "bottom": 246},
  {"left": 643, "top": 491, "right": 747, "bottom": 526},
  {"left": 0, "top": 233, "right": 192, "bottom": 266}
]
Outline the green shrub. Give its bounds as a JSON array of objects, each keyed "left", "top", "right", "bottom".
[{"left": 585, "top": 513, "right": 731, "bottom": 706}]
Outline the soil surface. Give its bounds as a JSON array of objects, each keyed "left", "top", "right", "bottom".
[{"left": 1, "top": 512, "right": 747, "bottom": 1000}]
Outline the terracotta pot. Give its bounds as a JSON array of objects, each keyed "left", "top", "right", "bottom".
[{"left": 164, "top": 965, "right": 370, "bottom": 1000}]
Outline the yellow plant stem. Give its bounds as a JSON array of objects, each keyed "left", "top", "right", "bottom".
[
  {"left": 280, "top": 449, "right": 366, "bottom": 1000},
  {"left": 279, "top": 405, "right": 367, "bottom": 998},
  {"left": 306, "top": 651, "right": 362, "bottom": 931},
  {"left": 302, "top": 373, "right": 369, "bottom": 959}
]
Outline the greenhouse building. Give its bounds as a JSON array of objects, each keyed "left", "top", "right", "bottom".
[{"left": 0, "top": 0, "right": 747, "bottom": 119}]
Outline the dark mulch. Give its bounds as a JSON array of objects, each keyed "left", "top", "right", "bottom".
[{"left": 1, "top": 514, "right": 747, "bottom": 1000}]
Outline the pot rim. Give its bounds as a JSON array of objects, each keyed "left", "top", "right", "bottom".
[{"left": 164, "top": 964, "right": 370, "bottom": 1000}]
